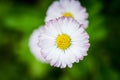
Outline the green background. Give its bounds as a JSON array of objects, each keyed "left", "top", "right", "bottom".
[{"left": 0, "top": 0, "right": 120, "bottom": 80}]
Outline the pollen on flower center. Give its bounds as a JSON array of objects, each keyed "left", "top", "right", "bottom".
[
  {"left": 63, "top": 12, "right": 74, "bottom": 18},
  {"left": 56, "top": 34, "right": 71, "bottom": 50}
]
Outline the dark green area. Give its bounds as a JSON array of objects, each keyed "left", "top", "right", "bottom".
[{"left": 0, "top": 0, "right": 120, "bottom": 80}]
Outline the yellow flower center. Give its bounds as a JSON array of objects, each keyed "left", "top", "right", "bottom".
[
  {"left": 63, "top": 12, "right": 74, "bottom": 18},
  {"left": 56, "top": 34, "right": 71, "bottom": 50}
]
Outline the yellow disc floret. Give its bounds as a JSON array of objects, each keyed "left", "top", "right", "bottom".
[
  {"left": 63, "top": 12, "right": 74, "bottom": 18},
  {"left": 56, "top": 34, "right": 71, "bottom": 50}
]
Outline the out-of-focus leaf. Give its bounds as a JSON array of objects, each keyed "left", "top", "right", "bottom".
[{"left": 4, "top": 11, "right": 44, "bottom": 34}]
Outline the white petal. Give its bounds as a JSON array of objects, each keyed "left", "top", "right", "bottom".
[
  {"left": 29, "top": 26, "right": 46, "bottom": 62},
  {"left": 50, "top": 49, "right": 61, "bottom": 66}
]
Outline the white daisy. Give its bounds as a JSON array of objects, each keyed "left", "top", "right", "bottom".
[
  {"left": 39, "top": 17, "right": 90, "bottom": 68},
  {"left": 45, "top": 0, "right": 88, "bottom": 28},
  {"left": 29, "top": 26, "right": 46, "bottom": 62}
]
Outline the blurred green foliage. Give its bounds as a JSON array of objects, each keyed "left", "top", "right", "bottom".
[{"left": 0, "top": 0, "right": 120, "bottom": 80}]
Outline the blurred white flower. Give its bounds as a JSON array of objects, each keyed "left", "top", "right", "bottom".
[
  {"left": 29, "top": 26, "right": 46, "bottom": 62},
  {"left": 45, "top": 0, "right": 88, "bottom": 28},
  {"left": 39, "top": 17, "right": 90, "bottom": 68}
]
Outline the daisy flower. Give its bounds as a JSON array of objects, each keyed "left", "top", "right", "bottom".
[
  {"left": 29, "top": 26, "right": 46, "bottom": 62},
  {"left": 39, "top": 17, "right": 90, "bottom": 68},
  {"left": 45, "top": 0, "right": 88, "bottom": 28}
]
